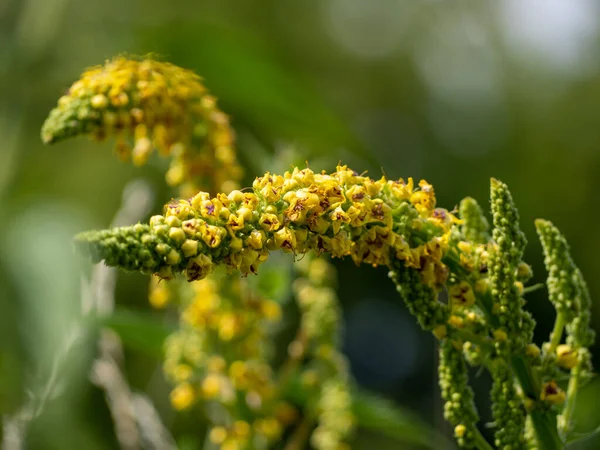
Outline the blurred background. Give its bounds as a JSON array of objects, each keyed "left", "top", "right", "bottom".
[{"left": 2, "top": 0, "right": 600, "bottom": 448}]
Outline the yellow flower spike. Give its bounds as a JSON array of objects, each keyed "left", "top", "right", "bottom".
[
  {"left": 170, "top": 382, "right": 196, "bottom": 410},
  {"left": 556, "top": 344, "right": 578, "bottom": 369},
  {"left": 77, "top": 165, "right": 454, "bottom": 282},
  {"left": 42, "top": 56, "right": 242, "bottom": 195},
  {"left": 540, "top": 381, "right": 566, "bottom": 405}
]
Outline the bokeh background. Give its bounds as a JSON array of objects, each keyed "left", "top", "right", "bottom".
[{"left": 2, "top": 0, "right": 600, "bottom": 448}]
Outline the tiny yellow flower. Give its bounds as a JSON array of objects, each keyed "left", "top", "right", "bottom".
[
  {"left": 170, "top": 382, "right": 195, "bottom": 410},
  {"left": 556, "top": 344, "right": 578, "bottom": 369}
]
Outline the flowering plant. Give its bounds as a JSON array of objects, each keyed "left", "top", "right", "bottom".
[{"left": 41, "top": 57, "right": 595, "bottom": 450}]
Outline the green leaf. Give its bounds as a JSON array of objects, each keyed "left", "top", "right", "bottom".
[
  {"left": 353, "top": 389, "right": 455, "bottom": 449},
  {"left": 102, "top": 308, "right": 175, "bottom": 359},
  {"left": 566, "top": 427, "right": 600, "bottom": 449},
  {"left": 284, "top": 374, "right": 453, "bottom": 449}
]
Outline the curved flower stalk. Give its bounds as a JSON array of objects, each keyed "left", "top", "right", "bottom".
[
  {"left": 41, "top": 56, "right": 242, "bottom": 196},
  {"left": 75, "top": 165, "right": 453, "bottom": 293}
]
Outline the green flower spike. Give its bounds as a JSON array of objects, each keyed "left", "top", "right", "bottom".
[
  {"left": 438, "top": 338, "right": 482, "bottom": 449},
  {"left": 535, "top": 219, "right": 595, "bottom": 437},
  {"left": 488, "top": 178, "right": 534, "bottom": 350},
  {"left": 459, "top": 197, "right": 490, "bottom": 245},
  {"left": 490, "top": 362, "right": 527, "bottom": 450}
]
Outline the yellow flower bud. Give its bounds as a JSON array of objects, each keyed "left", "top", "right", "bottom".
[
  {"left": 181, "top": 239, "right": 199, "bottom": 257},
  {"left": 556, "top": 344, "right": 578, "bottom": 369},
  {"left": 526, "top": 343, "right": 541, "bottom": 358},
  {"left": 454, "top": 424, "right": 467, "bottom": 438},
  {"left": 433, "top": 325, "right": 447, "bottom": 340},
  {"left": 493, "top": 329, "right": 508, "bottom": 341},
  {"left": 201, "top": 374, "right": 222, "bottom": 398},
  {"left": 90, "top": 94, "right": 109, "bottom": 109},
  {"left": 170, "top": 383, "right": 195, "bottom": 410},
  {"left": 209, "top": 427, "right": 228, "bottom": 444}
]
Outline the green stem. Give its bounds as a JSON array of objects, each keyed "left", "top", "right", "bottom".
[
  {"left": 523, "top": 283, "right": 545, "bottom": 295},
  {"left": 471, "top": 427, "right": 494, "bottom": 450},
  {"left": 549, "top": 313, "right": 566, "bottom": 355},
  {"left": 560, "top": 364, "right": 581, "bottom": 438},
  {"left": 511, "top": 349, "right": 563, "bottom": 450}
]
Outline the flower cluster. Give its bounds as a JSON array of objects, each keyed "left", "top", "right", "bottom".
[
  {"left": 75, "top": 165, "right": 454, "bottom": 288},
  {"left": 41, "top": 56, "right": 242, "bottom": 195},
  {"left": 162, "top": 272, "right": 294, "bottom": 449}
]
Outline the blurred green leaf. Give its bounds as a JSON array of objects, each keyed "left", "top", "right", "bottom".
[
  {"left": 138, "top": 22, "right": 377, "bottom": 168},
  {"left": 566, "top": 427, "right": 600, "bottom": 450},
  {"left": 285, "top": 373, "right": 451, "bottom": 449},
  {"left": 102, "top": 308, "right": 175, "bottom": 359},
  {"left": 248, "top": 253, "right": 294, "bottom": 303},
  {"left": 353, "top": 389, "right": 454, "bottom": 450}
]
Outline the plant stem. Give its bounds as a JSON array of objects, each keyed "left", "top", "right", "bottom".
[
  {"left": 549, "top": 313, "right": 566, "bottom": 355},
  {"left": 560, "top": 364, "right": 581, "bottom": 438},
  {"left": 523, "top": 283, "right": 545, "bottom": 295},
  {"left": 510, "top": 356, "right": 563, "bottom": 449},
  {"left": 472, "top": 428, "right": 494, "bottom": 450}
]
